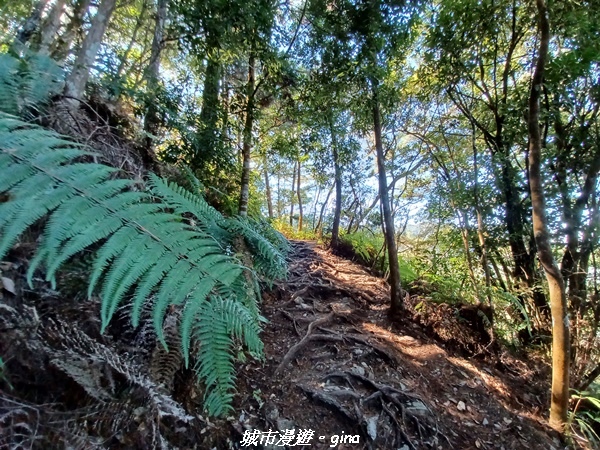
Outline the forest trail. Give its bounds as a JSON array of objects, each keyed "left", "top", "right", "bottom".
[{"left": 233, "top": 240, "right": 561, "bottom": 450}]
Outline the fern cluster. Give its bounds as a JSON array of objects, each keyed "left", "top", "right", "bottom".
[
  {"left": 0, "top": 51, "right": 63, "bottom": 116},
  {"left": 0, "top": 111, "right": 287, "bottom": 416}
]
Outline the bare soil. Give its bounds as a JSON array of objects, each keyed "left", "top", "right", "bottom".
[{"left": 229, "top": 240, "right": 564, "bottom": 450}]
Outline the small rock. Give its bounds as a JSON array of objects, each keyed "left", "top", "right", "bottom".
[
  {"left": 276, "top": 418, "right": 295, "bottom": 432},
  {"left": 351, "top": 365, "right": 366, "bottom": 376},
  {"left": 483, "top": 418, "right": 489, "bottom": 426},
  {"left": 457, "top": 401, "right": 466, "bottom": 411},
  {"left": 406, "top": 401, "right": 430, "bottom": 416},
  {"left": 366, "top": 416, "right": 378, "bottom": 440}
]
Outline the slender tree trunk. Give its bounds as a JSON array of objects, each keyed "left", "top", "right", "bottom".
[
  {"left": 51, "top": 0, "right": 91, "bottom": 61},
  {"left": 194, "top": 33, "right": 221, "bottom": 170},
  {"left": 296, "top": 159, "right": 303, "bottom": 231},
  {"left": 143, "top": 0, "right": 167, "bottom": 155},
  {"left": 264, "top": 152, "right": 274, "bottom": 219},
  {"left": 277, "top": 173, "right": 282, "bottom": 217},
  {"left": 458, "top": 208, "right": 479, "bottom": 299},
  {"left": 290, "top": 161, "right": 297, "bottom": 227},
  {"left": 473, "top": 128, "right": 493, "bottom": 305},
  {"left": 489, "top": 253, "right": 508, "bottom": 292},
  {"left": 315, "top": 184, "right": 334, "bottom": 235},
  {"left": 528, "top": 0, "right": 569, "bottom": 432},
  {"left": 16, "top": 0, "right": 50, "bottom": 45},
  {"left": 64, "top": 0, "right": 117, "bottom": 100},
  {"left": 238, "top": 50, "right": 255, "bottom": 217},
  {"left": 114, "top": 0, "right": 148, "bottom": 80},
  {"left": 39, "top": 0, "right": 66, "bottom": 53},
  {"left": 372, "top": 81, "right": 403, "bottom": 316},
  {"left": 311, "top": 187, "right": 321, "bottom": 230},
  {"left": 329, "top": 116, "right": 343, "bottom": 249}
]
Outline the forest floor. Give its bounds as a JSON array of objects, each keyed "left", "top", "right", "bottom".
[{"left": 229, "top": 240, "right": 564, "bottom": 450}]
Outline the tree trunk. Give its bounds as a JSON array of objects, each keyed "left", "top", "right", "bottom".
[
  {"left": 64, "top": 0, "right": 117, "bottom": 100},
  {"left": 290, "top": 161, "right": 296, "bottom": 227},
  {"left": 329, "top": 116, "right": 343, "bottom": 249},
  {"left": 264, "top": 152, "right": 274, "bottom": 219},
  {"left": 372, "top": 81, "right": 403, "bottom": 316},
  {"left": 311, "top": 186, "right": 321, "bottom": 230},
  {"left": 143, "top": 0, "right": 167, "bottom": 155},
  {"left": 296, "top": 159, "right": 303, "bottom": 231},
  {"left": 52, "top": 0, "right": 91, "bottom": 61},
  {"left": 193, "top": 37, "right": 221, "bottom": 170},
  {"left": 315, "top": 184, "right": 334, "bottom": 235},
  {"left": 16, "top": 0, "right": 50, "bottom": 45},
  {"left": 114, "top": 0, "right": 148, "bottom": 80},
  {"left": 277, "top": 173, "right": 282, "bottom": 217},
  {"left": 527, "top": 0, "right": 569, "bottom": 432},
  {"left": 238, "top": 50, "right": 255, "bottom": 217},
  {"left": 39, "top": 0, "right": 66, "bottom": 53},
  {"left": 458, "top": 208, "right": 479, "bottom": 299},
  {"left": 473, "top": 127, "right": 493, "bottom": 306}
]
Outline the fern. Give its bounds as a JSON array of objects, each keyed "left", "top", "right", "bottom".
[
  {"left": 0, "top": 51, "right": 63, "bottom": 116},
  {"left": 0, "top": 112, "right": 287, "bottom": 416}
]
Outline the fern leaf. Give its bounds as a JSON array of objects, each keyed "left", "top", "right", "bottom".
[
  {"left": 180, "top": 281, "right": 216, "bottom": 366},
  {"left": 129, "top": 251, "right": 178, "bottom": 327},
  {"left": 0, "top": 54, "right": 20, "bottom": 114},
  {"left": 0, "top": 113, "right": 289, "bottom": 418},
  {"left": 194, "top": 297, "right": 236, "bottom": 416},
  {"left": 88, "top": 227, "right": 140, "bottom": 297}
]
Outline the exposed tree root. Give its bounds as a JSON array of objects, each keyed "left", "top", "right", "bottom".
[
  {"left": 275, "top": 311, "right": 401, "bottom": 375},
  {"left": 299, "top": 370, "right": 438, "bottom": 449},
  {"left": 275, "top": 313, "right": 335, "bottom": 375}
]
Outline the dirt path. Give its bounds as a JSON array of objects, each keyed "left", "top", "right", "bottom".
[{"left": 231, "top": 240, "right": 562, "bottom": 450}]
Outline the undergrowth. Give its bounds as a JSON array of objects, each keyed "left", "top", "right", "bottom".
[{"left": 0, "top": 51, "right": 288, "bottom": 418}]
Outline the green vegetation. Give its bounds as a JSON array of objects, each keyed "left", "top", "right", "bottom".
[{"left": 0, "top": 0, "right": 599, "bottom": 440}]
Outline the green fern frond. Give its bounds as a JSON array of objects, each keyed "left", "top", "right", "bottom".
[
  {"left": 0, "top": 54, "right": 20, "bottom": 114},
  {"left": 0, "top": 52, "right": 63, "bottom": 116},
  {"left": 0, "top": 111, "right": 288, "bottom": 417},
  {"left": 225, "top": 217, "right": 288, "bottom": 281},
  {"left": 194, "top": 297, "right": 237, "bottom": 416}
]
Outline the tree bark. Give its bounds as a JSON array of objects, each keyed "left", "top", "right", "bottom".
[
  {"left": 64, "top": 0, "right": 118, "bottom": 100},
  {"left": 473, "top": 126, "right": 493, "bottom": 306},
  {"left": 528, "top": 0, "right": 569, "bottom": 432},
  {"left": 264, "top": 152, "right": 274, "bottom": 219},
  {"left": 372, "top": 81, "right": 403, "bottom": 316},
  {"left": 329, "top": 116, "right": 343, "bottom": 249},
  {"left": 296, "top": 159, "right": 303, "bottom": 231},
  {"left": 315, "top": 184, "right": 334, "bottom": 235},
  {"left": 194, "top": 35, "right": 221, "bottom": 170},
  {"left": 39, "top": 0, "right": 66, "bottom": 53},
  {"left": 311, "top": 186, "right": 321, "bottom": 230},
  {"left": 238, "top": 50, "right": 256, "bottom": 217},
  {"left": 290, "top": 160, "right": 297, "bottom": 226}
]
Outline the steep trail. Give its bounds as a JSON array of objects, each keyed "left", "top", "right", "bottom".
[{"left": 232, "top": 240, "right": 562, "bottom": 449}]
